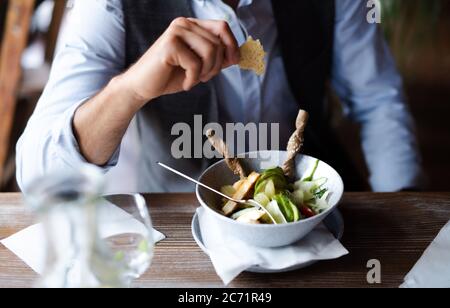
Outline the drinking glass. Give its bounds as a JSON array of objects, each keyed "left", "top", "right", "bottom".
[{"left": 100, "top": 194, "right": 155, "bottom": 286}]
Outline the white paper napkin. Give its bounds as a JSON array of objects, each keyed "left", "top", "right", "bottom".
[
  {"left": 197, "top": 207, "right": 349, "bottom": 285},
  {"left": 0, "top": 201, "right": 165, "bottom": 274},
  {"left": 401, "top": 220, "right": 450, "bottom": 288}
]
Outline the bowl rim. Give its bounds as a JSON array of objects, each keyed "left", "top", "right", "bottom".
[{"left": 195, "top": 151, "right": 345, "bottom": 228}]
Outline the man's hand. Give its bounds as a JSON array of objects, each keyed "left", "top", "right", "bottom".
[
  {"left": 73, "top": 18, "right": 239, "bottom": 166},
  {"left": 123, "top": 17, "right": 240, "bottom": 107}
]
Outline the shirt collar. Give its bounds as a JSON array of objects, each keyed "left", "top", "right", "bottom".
[{"left": 194, "top": 0, "right": 253, "bottom": 8}]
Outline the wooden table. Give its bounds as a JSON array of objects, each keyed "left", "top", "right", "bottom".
[{"left": 1, "top": 192, "right": 449, "bottom": 288}]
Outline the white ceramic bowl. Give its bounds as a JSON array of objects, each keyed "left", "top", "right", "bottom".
[{"left": 196, "top": 151, "right": 344, "bottom": 248}]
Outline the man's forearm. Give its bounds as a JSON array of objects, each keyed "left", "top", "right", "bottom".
[
  {"left": 73, "top": 74, "right": 146, "bottom": 166},
  {"left": 73, "top": 18, "right": 239, "bottom": 166}
]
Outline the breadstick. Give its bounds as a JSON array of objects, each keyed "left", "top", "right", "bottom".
[
  {"left": 282, "top": 110, "right": 309, "bottom": 179},
  {"left": 206, "top": 129, "right": 246, "bottom": 179}
]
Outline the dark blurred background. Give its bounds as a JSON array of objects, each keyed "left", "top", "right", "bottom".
[{"left": 0, "top": 0, "right": 449, "bottom": 192}]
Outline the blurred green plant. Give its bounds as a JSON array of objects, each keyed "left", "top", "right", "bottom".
[
  {"left": 378, "top": 0, "right": 448, "bottom": 74},
  {"left": 380, "top": 0, "right": 443, "bottom": 42}
]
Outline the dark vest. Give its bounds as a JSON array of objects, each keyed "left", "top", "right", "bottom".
[{"left": 119, "top": 0, "right": 362, "bottom": 192}]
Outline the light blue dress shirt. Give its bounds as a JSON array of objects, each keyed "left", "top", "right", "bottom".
[{"left": 16, "top": 0, "right": 423, "bottom": 193}]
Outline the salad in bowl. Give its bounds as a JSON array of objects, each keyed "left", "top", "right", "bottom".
[
  {"left": 220, "top": 160, "right": 330, "bottom": 225},
  {"left": 195, "top": 151, "right": 343, "bottom": 247}
]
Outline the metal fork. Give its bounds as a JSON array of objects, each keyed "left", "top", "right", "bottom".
[{"left": 157, "top": 162, "right": 277, "bottom": 224}]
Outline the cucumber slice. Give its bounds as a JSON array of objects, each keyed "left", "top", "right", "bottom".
[
  {"left": 254, "top": 167, "right": 288, "bottom": 196},
  {"left": 304, "top": 190, "right": 314, "bottom": 202},
  {"left": 308, "top": 191, "right": 330, "bottom": 213},
  {"left": 290, "top": 200, "right": 300, "bottom": 222},
  {"left": 231, "top": 208, "right": 265, "bottom": 223},
  {"left": 292, "top": 190, "right": 304, "bottom": 206},
  {"left": 273, "top": 195, "right": 287, "bottom": 221},
  {"left": 294, "top": 177, "right": 327, "bottom": 196},
  {"left": 265, "top": 200, "right": 287, "bottom": 224},
  {"left": 273, "top": 194, "right": 299, "bottom": 222},
  {"left": 265, "top": 180, "right": 276, "bottom": 198},
  {"left": 254, "top": 193, "right": 270, "bottom": 207},
  {"left": 294, "top": 180, "right": 315, "bottom": 191}
]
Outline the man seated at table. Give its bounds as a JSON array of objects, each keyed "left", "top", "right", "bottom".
[{"left": 16, "top": 0, "right": 423, "bottom": 193}]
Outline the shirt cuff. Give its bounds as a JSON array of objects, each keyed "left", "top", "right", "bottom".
[{"left": 51, "top": 102, "right": 120, "bottom": 171}]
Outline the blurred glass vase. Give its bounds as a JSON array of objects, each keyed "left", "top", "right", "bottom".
[{"left": 24, "top": 165, "right": 126, "bottom": 288}]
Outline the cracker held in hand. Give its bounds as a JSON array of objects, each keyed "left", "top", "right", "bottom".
[{"left": 239, "top": 36, "right": 266, "bottom": 76}]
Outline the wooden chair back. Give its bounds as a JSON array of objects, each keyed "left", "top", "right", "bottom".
[{"left": 0, "top": 0, "right": 35, "bottom": 187}]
